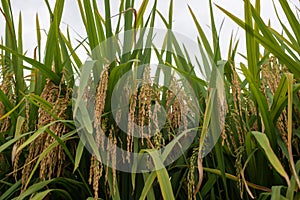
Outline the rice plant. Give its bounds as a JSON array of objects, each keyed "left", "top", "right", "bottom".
[{"left": 0, "top": 0, "right": 299, "bottom": 199}]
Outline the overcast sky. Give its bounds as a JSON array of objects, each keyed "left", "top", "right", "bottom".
[{"left": 0, "top": 0, "right": 299, "bottom": 63}]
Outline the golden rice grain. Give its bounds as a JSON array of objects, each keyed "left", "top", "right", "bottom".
[
  {"left": 187, "top": 150, "right": 197, "bottom": 200},
  {"left": 21, "top": 79, "right": 69, "bottom": 190},
  {"left": 94, "top": 65, "right": 110, "bottom": 129},
  {"left": 127, "top": 89, "right": 137, "bottom": 162},
  {"left": 92, "top": 64, "right": 110, "bottom": 199}
]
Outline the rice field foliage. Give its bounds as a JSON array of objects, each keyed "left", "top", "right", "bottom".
[{"left": 0, "top": 0, "right": 299, "bottom": 199}]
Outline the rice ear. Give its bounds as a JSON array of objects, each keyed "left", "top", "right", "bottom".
[
  {"left": 91, "top": 64, "right": 110, "bottom": 199},
  {"left": 21, "top": 79, "right": 70, "bottom": 190}
]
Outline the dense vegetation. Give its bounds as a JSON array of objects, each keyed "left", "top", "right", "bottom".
[{"left": 0, "top": 0, "right": 300, "bottom": 199}]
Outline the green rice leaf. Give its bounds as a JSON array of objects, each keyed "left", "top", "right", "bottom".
[
  {"left": 73, "top": 140, "right": 84, "bottom": 172},
  {"left": 31, "top": 189, "right": 72, "bottom": 200},
  {"left": 244, "top": 0, "right": 258, "bottom": 78},
  {"left": 16, "top": 120, "right": 72, "bottom": 154},
  {"left": 141, "top": 149, "right": 175, "bottom": 200},
  {"left": 216, "top": 4, "right": 300, "bottom": 78},
  {"left": 0, "top": 180, "right": 21, "bottom": 200},
  {"left": 0, "top": 132, "right": 32, "bottom": 154},
  {"left": 0, "top": 44, "right": 60, "bottom": 83},
  {"left": 252, "top": 131, "right": 290, "bottom": 186},
  {"left": 139, "top": 172, "right": 156, "bottom": 200},
  {"left": 270, "top": 74, "right": 288, "bottom": 122},
  {"left": 270, "top": 186, "right": 287, "bottom": 200},
  {"left": 278, "top": 0, "right": 300, "bottom": 45},
  {"left": 136, "top": 0, "right": 149, "bottom": 28},
  {"left": 188, "top": 6, "right": 213, "bottom": 58}
]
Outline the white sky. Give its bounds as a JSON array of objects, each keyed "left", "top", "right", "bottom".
[{"left": 0, "top": 0, "right": 299, "bottom": 64}]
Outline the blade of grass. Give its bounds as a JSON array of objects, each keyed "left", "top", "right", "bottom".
[
  {"left": 1, "top": 0, "right": 25, "bottom": 103},
  {"left": 34, "top": 13, "right": 45, "bottom": 96},
  {"left": 203, "top": 167, "right": 271, "bottom": 192},
  {"left": 31, "top": 189, "right": 72, "bottom": 200},
  {"left": 73, "top": 140, "right": 84, "bottom": 172},
  {"left": 216, "top": 4, "right": 300, "bottom": 78},
  {"left": 0, "top": 98, "right": 24, "bottom": 121},
  {"left": 0, "top": 89, "right": 17, "bottom": 122},
  {"left": 43, "top": 0, "right": 65, "bottom": 74},
  {"left": 16, "top": 120, "right": 72, "bottom": 153},
  {"left": 17, "top": 12, "right": 23, "bottom": 89},
  {"left": 270, "top": 74, "right": 288, "bottom": 122},
  {"left": 0, "top": 131, "right": 32, "bottom": 154},
  {"left": 188, "top": 6, "right": 213, "bottom": 57},
  {"left": 139, "top": 172, "right": 156, "bottom": 200},
  {"left": 142, "top": 173, "right": 155, "bottom": 200},
  {"left": 209, "top": 0, "right": 221, "bottom": 62},
  {"left": 251, "top": 131, "right": 290, "bottom": 186},
  {"left": 278, "top": 0, "right": 300, "bottom": 45},
  {"left": 141, "top": 149, "right": 175, "bottom": 200},
  {"left": 83, "top": 0, "right": 99, "bottom": 50},
  {"left": 0, "top": 44, "right": 60, "bottom": 83},
  {"left": 244, "top": 0, "right": 258, "bottom": 78},
  {"left": 0, "top": 180, "right": 21, "bottom": 200},
  {"left": 286, "top": 73, "right": 300, "bottom": 189},
  {"left": 135, "top": 0, "right": 149, "bottom": 29}
]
